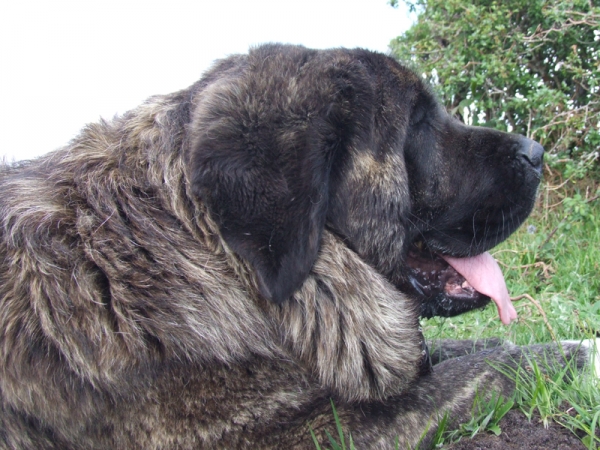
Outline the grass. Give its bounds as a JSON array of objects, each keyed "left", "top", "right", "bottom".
[
  {"left": 317, "top": 182, "right": 600, "bottom": 449},
  {"left": 430, "top": 391, "right": 515, "bottom": 446},
  {"left": 422, "top": 183, "right": 600, "bottom": 448},
  {"left": 311, "top": 400, "right": 357, "bottom": 450}
]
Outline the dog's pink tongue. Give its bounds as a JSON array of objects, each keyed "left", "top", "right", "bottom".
[{"left": 442, "top": 252, "right": 517, "bottom": 325}]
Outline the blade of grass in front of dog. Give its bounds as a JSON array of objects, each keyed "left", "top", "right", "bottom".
[
  {"left": 326, "top": 430, "right": 340, "bottom": 449},
  {"left": 348, "top": 431, "right": 355, "bottom": 449},
  {"left": 310, "top": 427, "right": 322, "bottom": 450},
  {"left": 430, "top": 413, "right": 450, "bottom": 447},
  {"left": 567, "top": 403, "right": 600, "bottom": 450},
  {"left": 580, "top": 409, "right": 600, "bottom": 450},
  {"left": 589, "top": 410, "right": 599, "bottom": 450},
  {"left": 311, "top": 401, "right": 354, "bottom": 450},
  {"left": 495, "top": 397, "right": 514, "bottom": 424},
  {"left": 330, "top": 399, "right": 347, "bottom": 449}
]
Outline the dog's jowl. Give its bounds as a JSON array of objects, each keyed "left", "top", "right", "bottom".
[{"left": 0, "top": 44, "right": 596, "bottom": 449}]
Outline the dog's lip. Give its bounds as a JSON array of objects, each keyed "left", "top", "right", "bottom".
[{"left": 405, "top": 243, "right": 480, "bottom": 299}]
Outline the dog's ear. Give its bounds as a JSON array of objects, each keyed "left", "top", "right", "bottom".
[{"left": 188, "top": 51, "right": 369, "bottom": 303}]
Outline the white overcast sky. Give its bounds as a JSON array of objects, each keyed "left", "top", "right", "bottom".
[{"left": 0, "top": 0, "right": 412, "bottom": 162}]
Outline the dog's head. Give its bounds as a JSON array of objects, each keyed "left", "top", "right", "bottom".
[{"left": 187, "top": 44, "right": 542, "bottom": 317}]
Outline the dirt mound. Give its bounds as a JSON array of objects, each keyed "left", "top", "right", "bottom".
[{"left": 443, "top": 410, "right": 587, "bottom": 449}]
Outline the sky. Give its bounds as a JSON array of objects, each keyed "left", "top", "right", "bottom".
[{"left": 0, "top": 0, "right": 412, "bottom": 162}]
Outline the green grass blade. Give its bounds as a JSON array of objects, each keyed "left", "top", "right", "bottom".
[{"left": 330, "top": 399, "right": 347, "bottom": 450}]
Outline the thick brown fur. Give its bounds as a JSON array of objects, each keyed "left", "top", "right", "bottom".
[{"left": 0, "top": 44, "right": 591, "bottom": 449}]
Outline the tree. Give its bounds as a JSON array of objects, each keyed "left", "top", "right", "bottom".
[{"left": 389, "top": 0, "right": 600, "bottom": 178}]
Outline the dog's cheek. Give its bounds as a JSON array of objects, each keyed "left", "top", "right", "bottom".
[{"left": 327, "top": 149, "right": 412, "bottom": 281}]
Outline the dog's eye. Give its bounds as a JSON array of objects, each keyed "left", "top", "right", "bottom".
[
  {"left": 410, "top": 105, "right": 429, "bottom": 129},
  {"left": 411, "top": 108, "right": 426, "bottom": 125},
  {"left": 410, "top": 94, "right": 432, "bottom": 127}
]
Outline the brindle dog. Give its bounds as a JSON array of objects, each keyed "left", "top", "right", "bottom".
[{"left": 0, "top": 44, "right": 597, "bottom": 449}]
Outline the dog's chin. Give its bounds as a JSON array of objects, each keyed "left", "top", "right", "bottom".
[{"left": 421, "top": 226, "right": 513, "bottom": 258}]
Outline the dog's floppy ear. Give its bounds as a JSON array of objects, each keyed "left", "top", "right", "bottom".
[{"left": 188, "top": 50, "right": 368, "bottom": 303}]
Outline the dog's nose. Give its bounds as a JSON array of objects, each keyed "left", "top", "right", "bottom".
[{"left": 517, "top": 138, "right": 544, "bottom": 172}]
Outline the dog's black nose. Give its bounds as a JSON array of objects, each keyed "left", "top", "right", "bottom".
[{"left": 517, "top": 138, "right": 544, "bottom": 172}]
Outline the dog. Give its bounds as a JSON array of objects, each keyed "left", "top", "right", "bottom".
[{"left": 0, "top": 44, "right": 597, "bottom": 449}]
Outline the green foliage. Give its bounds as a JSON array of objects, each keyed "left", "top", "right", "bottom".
[
  {"left": 442, "top": 392, "right": 515, "bottom": 444},
  {"left": 389, "top": 0, "right": 600, "bottom": 175}
]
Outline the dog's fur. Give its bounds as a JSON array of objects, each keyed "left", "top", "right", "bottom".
[{"left": 0, "top": 44, "right": 594, "bottom": 449}]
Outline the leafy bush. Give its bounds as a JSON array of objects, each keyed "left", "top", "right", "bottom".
[{"left": 389, "top": 0, "right": 600, "bottom": 178}]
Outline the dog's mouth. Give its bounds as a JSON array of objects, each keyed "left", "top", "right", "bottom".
[{"left": 406, "top": 242, "right": 517, "bottom": 324}]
